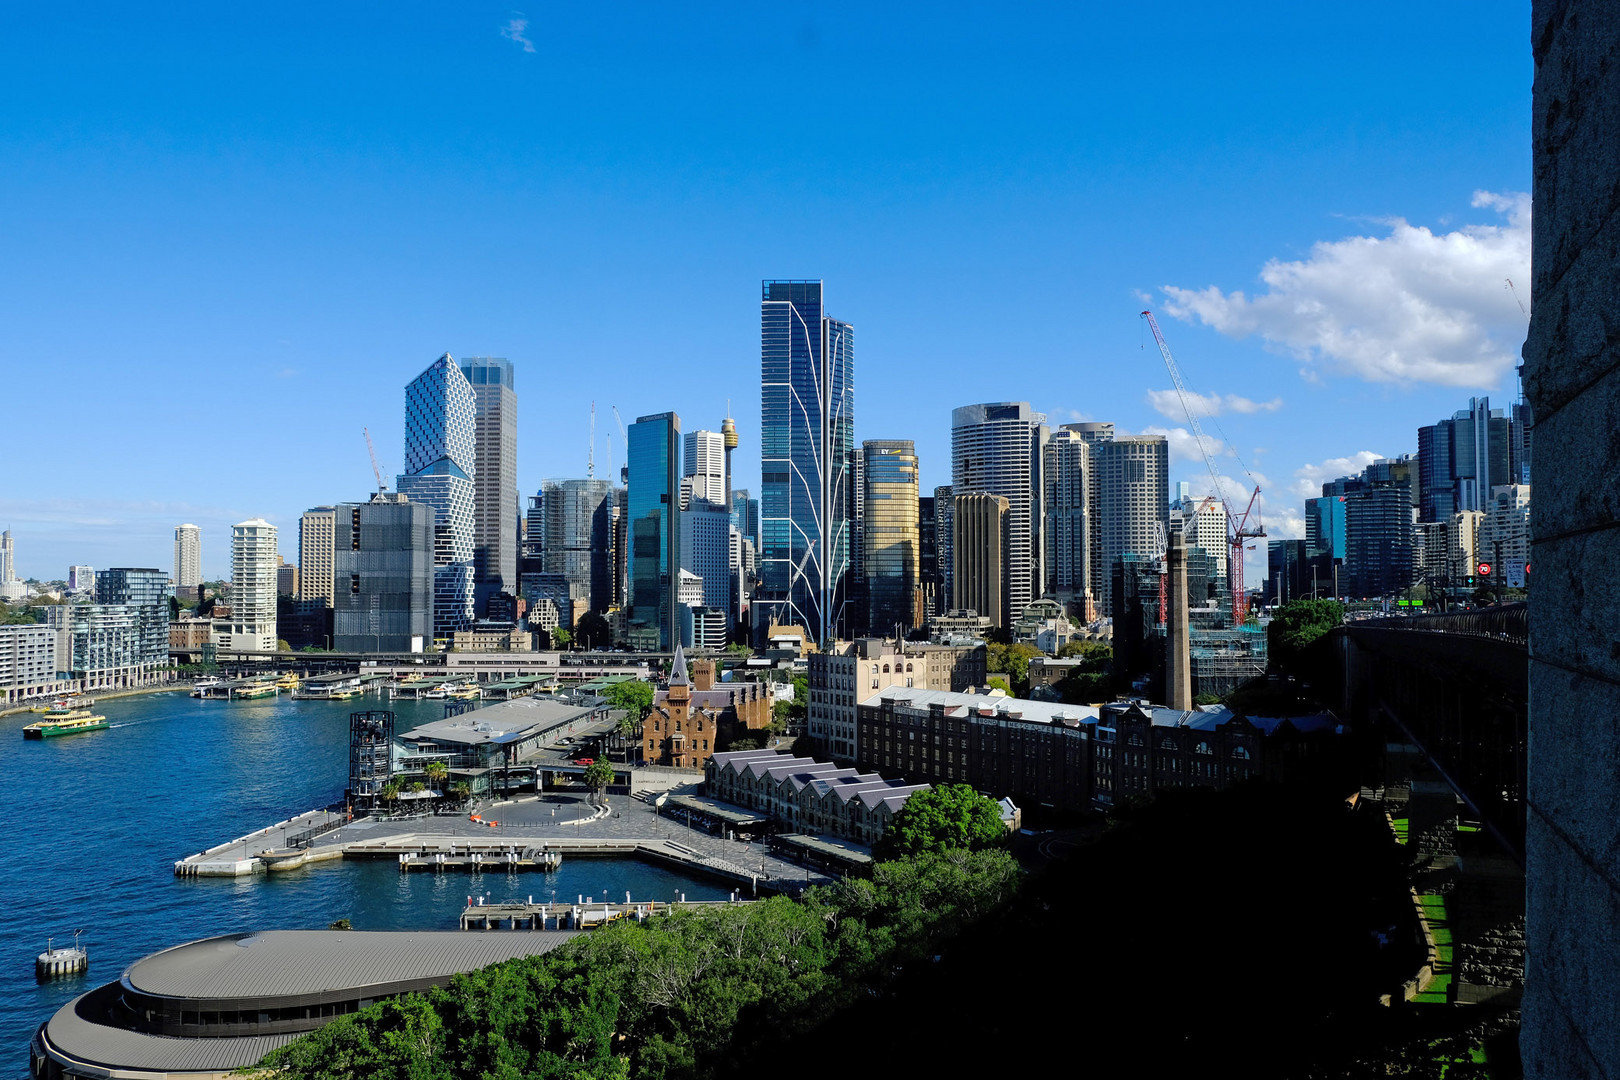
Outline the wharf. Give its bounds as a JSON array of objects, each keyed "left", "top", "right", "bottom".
[
  {"left": 460, "top": 897, "right": 746, "bottom": 931},
  {"left": 175, "top": 792, "right": 838, "bottom": 892}
]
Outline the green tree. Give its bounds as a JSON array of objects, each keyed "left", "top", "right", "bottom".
[
  {"left": 986, "top": 675, "right": 1012, "bottom": 695},
  {"left": 984, "top": 642, "right": 1041, "bottom": 695},
  {"left": 328, "top": 918, "right": 352, "bottom": 930},
  {"left": 575, "top": 609, "right": 613, "bottom": 650},
  {"left": 424, "top": 760, "right": 449, "bottom": 792},
  {"left": 876, "top": 784, "right": 1007, "bottom": 859},
  {"left": 1056, "top": 639, "right": 1112, "bottom": 662},
  {"left": 1266, "top": 597, "right": 1345, "bottom": 674},
  {"left": 450, "top": 780, "right": 470, "bottom": 805},
  {"left": 788, "top": 674, "right": 808, "bottom": 720},
  {"left": 276, "top": 639, "right": 292, "bottom": 652},
  {"left": 550, "top": 627, "right": 573, "bottom": 649},
  {"left": 379, "top": 781, "right": 400, "bottom": 813},
  {"left": 0, "top": 603, "right": 38, "bottom": 625},
  {"left": 601, "top": 679, "right": 654, "bottom": 722},
  {"left": 582, "top": 759, "right": 615, "bottom": 797}
]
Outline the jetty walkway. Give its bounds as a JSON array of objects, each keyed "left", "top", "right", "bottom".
[{"left": 175, "top": 792, "right": 835, "bottom": 892}]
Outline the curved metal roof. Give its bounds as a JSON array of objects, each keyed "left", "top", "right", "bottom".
[{"left": 125, "top": 929, "right": 576, "bottom": 1002}]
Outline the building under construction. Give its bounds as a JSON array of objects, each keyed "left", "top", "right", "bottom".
[{"left": 1189, "top": 625, "right": 1268, "bottom": 699}]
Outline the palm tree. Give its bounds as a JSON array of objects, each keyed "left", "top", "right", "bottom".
[
  {"left": 450, "top": 780, "right": 470, "bottom": 806},
  {"left": 425, "top": 760, "right": 448, "bottom": 793},
  {"left": 379, "top": 781, "right": 399, "bottom": 814}
]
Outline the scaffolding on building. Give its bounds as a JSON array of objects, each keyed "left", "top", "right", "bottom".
[
  {"left": 347, "top": 709, "right": 396, "bottom": 811},
  {"left": 1189, "top": 626, "right": 1268, "bottom": 699}
]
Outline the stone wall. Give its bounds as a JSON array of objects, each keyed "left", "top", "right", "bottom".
[{"left": 1523, "top": 2, "right": 1620, "bottom": 1075}]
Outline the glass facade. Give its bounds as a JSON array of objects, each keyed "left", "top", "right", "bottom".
[
  {"left": 628, "top": 412, "right": 681, "bottom": 650},
  {"left": 94, "top": 568, "right": 169, "bottom": 665},
  {"left": 396, "top": 355, "right": 478, "bottom": 641},
  {"left": 539, "top": 478, "right": 616, "bottom": 616},
  {"left": 862, "top": 439, "right": 921, "bottom": 634},
  {"left": 760, "top": 280, "right": 854, "bottom": 645},
  {"left": 459, "top": 357, "right": 518, "bottom": 611}
]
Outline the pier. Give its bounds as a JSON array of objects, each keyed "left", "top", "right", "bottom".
[
  {"left": 175, "top": 792, "right": 840, "bottom": 892},
  {"left": 459, "top": 896, "right": 746, "bottom": 930}
]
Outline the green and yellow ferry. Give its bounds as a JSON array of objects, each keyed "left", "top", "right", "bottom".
[{"left": 23, "top": 707, "right": 110, "bottom": 739}]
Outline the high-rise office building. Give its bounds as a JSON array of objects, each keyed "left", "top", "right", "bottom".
[
  {"left": 539, "top": 478, "right": 616, "bottom": 615},
  {"left": 1304, "top": 496, "right": 1347, "bottom": 562},
  {"left": 680, "top": 498, "right": 732, "bottom": 645},
  {"left": 1338, "top": 456, "right": 1417, "bottom": 598},
  {"left": 1417, "top": 397, "right": 1512, "bottom": 522},
  {"left": 1180, "top": 496, "right": 1228, "bottom": 582},
  {"left": 1480, "top": 484, "right": 1532, "bottom": 587},
  {"left": 951, "top": 403, "right": 1047, "bottom": 625},
  {"left": 1043, "top": 427, "right": 1091, "bottom": 604},
  {"left": 173, "top": 524, "right": 201, "bottom": 589},
  {"left": 395, "top": 355, "right": 478, "bottom": 641},
  {"left": 1090, "top": 435, "right": 1169, "bottom": 610},
  {"left": 918, "top": 494, "right": 939, "bottom": 618},
  {"left": 297, "top": 507, "right": 337, "bottom": 606},
  {"left": 332, "top": 493, "right": 433, "bottom": 653},
  {"left": 229, "top": 519, "right": 279, "bottom": 652},
  {"left": 953, "top": 492, "right": 1010, "bottom": 630},
  {"left": 1, "top": 530, "right": 15, "bottom": 585},
  {"left": 684, "top": 430, "right": 727, "bottom": 505},
  {"left": 628, "top": 412, "right": 681, "bottom": 650},
  {"left": 862, "top": 440, "right": 923, "bottom": 635},
  {"left": 760, "top": 279, "right": 854, "bottom": 645},
  {"left": 933, "top": 484, "right": 953, "bottom": 617},
  {"left": 68, "top": 565, "right": 95, "bottom": 593},
  {"left": 459, "top": 357, "right": 518, "bottom": 613}
]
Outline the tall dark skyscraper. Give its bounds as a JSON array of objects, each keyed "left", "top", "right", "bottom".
[
  {"left": 1416, "top": 396, "right": 1511, "bottom": 522},
  {"left": 459, "top": 357, "right": 517, "bottom": 614},
  {"left": 759, "top": 280, "right": 854, "bottom": 645},
  {"left": 628, "top": 411, "right": 681, "bottom": 650}
]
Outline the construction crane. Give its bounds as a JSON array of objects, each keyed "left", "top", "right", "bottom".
[
  {"left": 1157, "top": 496, "right": 1218, "bottom": 625},
  {"left": 363, "top": 428, "right": 388, "bottom": 495},
  {"left": 588, "top": 402, "right": 596, "bottom": 480},
  {"left": 610, "top": 406, "right": 628, "bottom": 485},
  {"left": 1141, "top": 310, "right": 1266, "bottom": 623}
]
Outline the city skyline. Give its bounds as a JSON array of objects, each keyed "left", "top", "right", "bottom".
[{"left": 0, "top": 5, "right": 1529, "bottom": 580}]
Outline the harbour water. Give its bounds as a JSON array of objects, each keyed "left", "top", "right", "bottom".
[{"left": 1, "top": 690, "right": 726, "bottom": 1078}]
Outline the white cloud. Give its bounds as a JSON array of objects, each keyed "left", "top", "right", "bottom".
[
  {"left": 1161, "top": 191, "right": 1530, "bottom": 388},
  {"left": 501, "top": 16, "right": 536, "bottom": 53},
  {"left": 1136, "top": 425, "right": 1224, "bottom": 465},
  {"left": 1145, "top": 388, "right": 1282, "bottom": 422},
  {"left": 1290, "top": 450, "right": 1383, "bottom": 499}
]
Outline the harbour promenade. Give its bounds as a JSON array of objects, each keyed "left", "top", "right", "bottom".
[{"left": 177, "top": 791, "right": 839, "bottom": 893}]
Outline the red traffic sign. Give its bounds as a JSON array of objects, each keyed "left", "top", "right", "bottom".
[{"left": 1477, "top": 562, "right": 1492, "bottom": 577}]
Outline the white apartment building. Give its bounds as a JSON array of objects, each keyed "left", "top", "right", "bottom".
[
  {"left": 223, "top": 519, "right": 279, "bottom": 653},
  {"left": 173, "top": 524, "right": 202, "bottom": 589},
  {"left": 0, "top": 624, "right": 56, "bottom": 705}
]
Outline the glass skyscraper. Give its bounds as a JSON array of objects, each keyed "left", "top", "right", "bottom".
[
  {"left": 628, "top": 412, "right": 681, "bottom": 650},
  {"left": 862, "top": 439, "right": 922, "bottom": 635},
  {"left": 458, "top": 357, "right": 518, "bottom": 614},
  {"left": 760, "top": 279, "right": 854, "bottom": 646},
  {"left": 395, "top": 354, "right": 478, "bottom": 641}
]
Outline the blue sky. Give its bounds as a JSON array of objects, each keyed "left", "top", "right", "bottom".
[{"left": 0, "top": 3, "right": 1530, "bottom": 581}]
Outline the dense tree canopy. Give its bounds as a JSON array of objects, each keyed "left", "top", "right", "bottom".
[
  {"left": 601, "top": 680, "right": 654, "bottom": 722},
  {"left": 876, "top": 784, "right": 1006, "bottom": 859},
  {"left": 1267, "top": 598, "right": 1345, "bottom": 674},
  {"left": 984, "top": 642, "right": 1042, "bottom": 694},
  {"left": 261, "top": 848, "right": 1019, "bottom": 1080},
  {"left": 574, "top": 610, "right": 613, "bottom": 650}
]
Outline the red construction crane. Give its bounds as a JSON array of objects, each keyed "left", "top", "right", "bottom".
[{"left": 1141, "top": 311, "right": 1267, "bottom": 623}]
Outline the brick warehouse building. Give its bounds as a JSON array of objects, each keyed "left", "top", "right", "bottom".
[
  {"left": 855, "top": 687, "right": 1343, "bottom": 813},
  {"left": 645, "top": 646, "right": 772, "bottom": 769}
]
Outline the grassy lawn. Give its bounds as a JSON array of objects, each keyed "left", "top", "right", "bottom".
[
  {"left": 1413, "top": 894, "right": 1454, "bottom": 1005},
  {"left": 1391, "top": 815, "right": 1410, "bottom": 844}
]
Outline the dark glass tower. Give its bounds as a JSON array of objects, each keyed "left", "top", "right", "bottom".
[
  {"left": 759, "top": 280, "right": 854, "bottom": 646},
  {"left": 628, "top": 412, "right": 681, "bottom": 650}
]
